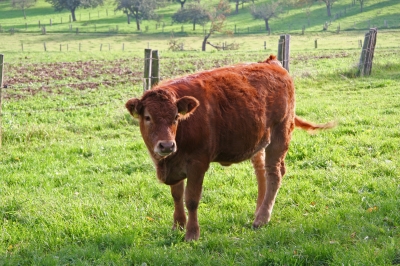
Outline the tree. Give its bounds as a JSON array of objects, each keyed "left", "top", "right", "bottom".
[
  {"left": 202, "top": 0, "right": 231, "bottom": 51},
  {"left": 250, "top": 1, "right": 282, "bottom": 31},
  {"left": 12, "top": 0, "right": 36, "bottom": 19},
  {"left": 115, "top": 0, "right": 160, "bottom": 30},
  {"left": 357, "top": 0, "right": 365, "bottom": 12},
  {"left": 45, "top": 0, "right": 104, "bottom": 22},
  {"left": 176, "top": 0, "right": 187, "bottom": 9},
  {"left": 229, "top": 0, "right": 249, "bottom": 14},
  {"left": 172, "top": 3, "right": 209, "bottom": 30},
  {"left": 319, "top": 0, "right": 337, "bottom": 17}
]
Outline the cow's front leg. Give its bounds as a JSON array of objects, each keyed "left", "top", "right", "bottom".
[
  {"left": 184, "top": 162, "right": 207, "bottom": 241},
  {"left": 171, "top": 181, "right": 186, "bottom": 230}
]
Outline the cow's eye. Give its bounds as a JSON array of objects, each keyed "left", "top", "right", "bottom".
[{"left": 144, "top": 116, "right": 151, "bottom": 122}]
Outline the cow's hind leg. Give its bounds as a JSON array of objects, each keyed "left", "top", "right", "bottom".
[
  {"left": 171, "top": 181, "right": 186, "bottom": 230},
  {"left": 253, "top": 120, "right": 294, "bottom": 228},
  {"left": 251, "top": 149, "right": 266, "bottom": 215}
]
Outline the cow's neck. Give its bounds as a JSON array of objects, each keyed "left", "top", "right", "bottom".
[{"left": 150, "top": 154, "right": 170, "bottom": 183}]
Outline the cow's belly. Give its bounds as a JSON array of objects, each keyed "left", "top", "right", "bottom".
[{"left": 213, "top": 135, "right": 269, "bottom": 164}]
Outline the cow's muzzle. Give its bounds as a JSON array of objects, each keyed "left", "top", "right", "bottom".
[{"left": 155, "top": 140, "right": 177, "bottom": 157}]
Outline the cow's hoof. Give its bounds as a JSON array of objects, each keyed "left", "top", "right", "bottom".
[
  {"left": 252, "top": 216, "right": 270, "bottom": 229},
  {"left": 172, "top": 223, "right": 185, "bottom": 231},
  {"left": 252, "top": 221, "right": 263, "bottom": 229},
  {"left": 184, "top": 229, "right": 200, "bottom": 241}
]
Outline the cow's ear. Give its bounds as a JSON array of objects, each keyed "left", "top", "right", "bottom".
[
  {"left": 176, "top": 96, "right": 199, "bottom": 119},
  {"left": 125, "top": 98, "right": 143, "bottom": 119}
]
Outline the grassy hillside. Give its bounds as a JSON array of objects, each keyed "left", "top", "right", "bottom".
[{"left": 1, "top": 0, "right": 399, "bottom": 35}]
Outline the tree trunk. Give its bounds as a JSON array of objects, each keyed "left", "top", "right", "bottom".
[
  {"left": 202, "top": 32, "right": 212, "bottom": 51},
  {"left": 264, "top": 18, "right": 270, "bottom": 31},
  {"left": 127, "top": 14, "right": 130, "bottom": 24},
  {"left": 193, "top": 20, "right": 195, "bottom": 31},
  {"left": 179, "top": 0, "right": 186, "bottom": 10},
  {"left": 23, "top": 8, "right": 26, "bottom": 19},
  {"left": 235, "top": 1, "right": 239, "bottom": 13},
  {"left": 135, "top": 15, "right": 140, "bottom": 30},
  {"left": 71, "top": 8, "right": 77, "bottom": 21},
  {"left": 360, "top": 2, "right": 363, "bottom": 12},
  {"left": 326, "top": 3, "right": 331, "bottom": 17}
]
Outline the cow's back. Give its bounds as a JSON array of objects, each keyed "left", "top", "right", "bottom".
[{"left": 157, "top": 62, "right": 295, "bottom": 165}]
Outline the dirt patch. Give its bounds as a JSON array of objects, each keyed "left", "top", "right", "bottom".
[{"left": 2, "top": 59, "right": 142, "bottom": 100}]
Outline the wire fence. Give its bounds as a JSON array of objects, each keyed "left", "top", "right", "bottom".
[
  {"left": 1, "top": 43, "right": 400, "bottom": 147},
  {"left": 1, "top": 45, "right": 399, "bottom": 115},
  {"left": 1, "top": 18, "right": 400, "bottom": 37}
]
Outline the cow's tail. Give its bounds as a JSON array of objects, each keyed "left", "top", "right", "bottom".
[{"left": 295, "top": 115, "right": 336, "bottom": 132}]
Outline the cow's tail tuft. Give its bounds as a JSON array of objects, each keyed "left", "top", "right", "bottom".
[{"left": 295, "top": 115, "right": 336, "bottom": 132}]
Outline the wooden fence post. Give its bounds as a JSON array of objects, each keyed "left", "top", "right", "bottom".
[
  {"left": 143, "top": 49, "right": 160, "bottom": 91},
  {"left": 277, "top": 35, "right": 290, "bottom": 72},
  {"left": 151, "top": 50, "right": 159, "bottom": 88},
  {"left": 144, "top": 49, "right": 152, "bottom": 91},
  {"left": 358, "top": 28, "right": 377, "bottom": 76},
  {"left": 0, "top": 54, "right": 3, "bottom": 148}
]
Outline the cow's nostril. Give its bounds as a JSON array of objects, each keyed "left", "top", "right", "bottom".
[{"left": 156, "top": 141, "right": 176, "bottom": 156}]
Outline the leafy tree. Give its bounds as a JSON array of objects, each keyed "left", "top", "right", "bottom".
[
  {"left": 45, "top": 0, "right": 104, "bottom": 22},
  {"left": 319, "top": 0, "right": 337, "bottom": 17},
  {"left": 115, "top": 0, "right": 160, "bottom": 30},
  {"left": 229, "top": 0, "right": 249, "bottom": 14},
  {"left": 172, "top": 3, "right": 209, "bottom": 30},
  {"left": 357, "top": 0, "right": 366, "bottom": 12},
  {"left": 202, "top": 0, "right": 231, "bottom": 51},
  {"left": 289, "top": 0, "right": 314, "bottom": 8},
  {"left": 12, "top": 0, "right": 36, "bottom": 19},
  {"left": 176, "top": 0, "right": 187, "bottom": 9},
  {"left": 250, "top": 1, "right": 282, "bottom": 31}
]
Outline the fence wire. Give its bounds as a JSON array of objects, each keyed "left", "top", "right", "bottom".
[{"left": 1, "top": 46, "right": 399, "bottom": 117}]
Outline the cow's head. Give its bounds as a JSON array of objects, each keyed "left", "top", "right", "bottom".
[{"left": 126, "top": 89, "right": 199, "bottom": 159}]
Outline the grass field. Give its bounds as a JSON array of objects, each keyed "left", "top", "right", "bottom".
[{"left": 1, "top": 0, "right": 400, "bottom": 265}]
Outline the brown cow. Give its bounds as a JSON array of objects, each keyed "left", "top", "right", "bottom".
[{"left": 126, "top": 55, "right": 334, "bottom": 241}]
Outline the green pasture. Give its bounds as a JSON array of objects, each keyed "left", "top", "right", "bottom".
[
  {"left": 1, "top": 44, "right": 399, "bottom": 265},
  {"left": 0, "top": 0, "right": 400, "bottom": 265}
]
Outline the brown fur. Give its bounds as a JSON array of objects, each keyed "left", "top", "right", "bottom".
[{"left": 126, "top": 55, "right": 334, "bottom": 241}]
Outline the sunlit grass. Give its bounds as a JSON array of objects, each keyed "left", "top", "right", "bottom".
[{"left": 0, "top": 0, "right": 399, "bottom": 264}]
